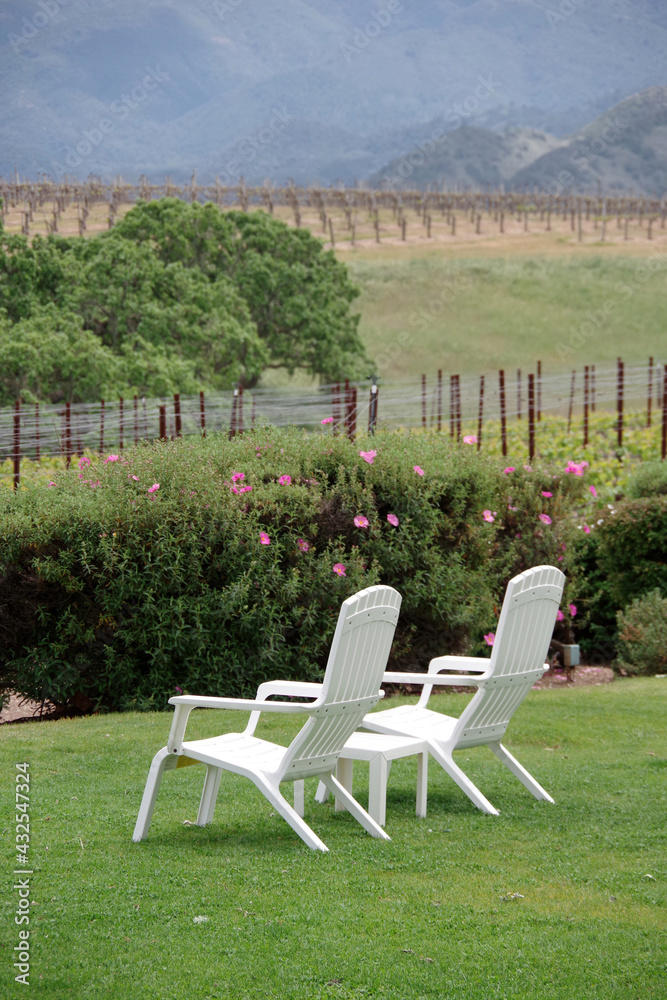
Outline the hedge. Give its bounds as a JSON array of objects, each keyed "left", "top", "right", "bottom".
[{"left": 0, "top": 428, "right": 586, "bottom": 712}]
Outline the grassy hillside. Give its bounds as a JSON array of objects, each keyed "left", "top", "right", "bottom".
[{"left": 344, "top": 248, "right": 667, "bottom": 378}]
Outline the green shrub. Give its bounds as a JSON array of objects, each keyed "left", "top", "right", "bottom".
[
  {"left": 625, "top": 460, "right": 667, "bottom": 499},
  {"left": 594, "top": 496, "right": 667, "bottom": 607},
  {"left": 615, "top": 589, "right": 667, "bottom": 675},
  {"left": 0, "top": 429, "right": 586, "bottom": 712}
]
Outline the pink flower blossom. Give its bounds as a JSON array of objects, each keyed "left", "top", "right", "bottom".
[
  {"left": 147, "top": 483, "right": 160, "bottom": 494},
  {"left": 502, "top": 467, "right": 515, "bottom": 474},
  {"left": 47, "top": 481, "right": 56, "bottom": 488},
  {"left": 523, "top": 465, "right": 532, "bottom": 472},
  {"left": 103, "top": 454, "right": 119, "bottom": 464},
  {"left": 231, "top": 472, "right": 245, "bottom": 482},
  {"left": 129, "top": 475, "right": 140, "bottom": 481},
  {"left": 359, "top": 450, "right": 377, "bottom": 464},
  {"left": 582, "top": 524, "right": 591, "bottom": 534},
  {"left": 564, "top": 460, "right": 589, "bottom": 476},
  {"left": 260, "top": 531, "right": 271, "bottom": 545},
  {"left": 387, "top": 513, "right": 399, "bottom": 526},
  {"left": 568, "top": 604, "right": 577, "bottom": 617},
  {"left": 333, "top": 563, "right": 346, "bottom": 576},
  {"left": 539, "top": 513, "right": 552, "bottom": 525},
  {"left": 483, "top": 632, "right": 495, "bottom": 646},
  {"left": 278, "top": 475, "right": 291, "bottom": 486},
  {"left": 482, "top": 510, "right": 495, "bottom": 523},
  {"left": 297, "top": 538, "right": 310, "bottom": 552},
  {"left": 238, "top": 485, "right": 252, "bottom": 493},
  {"left": 354, "top": 515, "right": 369, "bottom": 528},
  {"left": 413, "top": 465, "right": 424, "bottom": 476},
  {"left": 541, "top": 491, "right": 553, "bottom": 498},
  {"left": 78, "top": 456, "right": 91, "bottom": 470},
  {"left": 589, "top": 486, "right": 597, "bottom": 497},
  {"left": 463, "top": 435, "right": 477, "bottom": 444},
  {"left": 556, "top": 610, "right": 564, "bottom": 622},
  {"left": 321, "top": 417, "right": 334, "bottom": 425},
  {"left": 175, "top": 686, "right": 183, "bottom": 694}
]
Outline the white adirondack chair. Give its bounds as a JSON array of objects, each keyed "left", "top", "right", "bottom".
[
  {"left": 133, "top": 585, "right": 402, "bottom": 852},
  {"left": 361, "top": 566, "right": 565, "bottom": 816}
]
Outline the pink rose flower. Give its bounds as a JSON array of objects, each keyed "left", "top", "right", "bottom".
[
  {"left": 78, "top": 456, "right": 91, "bottom": 470},
  {"left": 463, "top": 435, "right": 477, "bottom": 444},
  {"left": 386, "top": 513, "right": 399, "bottom": 526},
  {"left": 333, "top": 563, "right": 346, "bottom": 576},
  {"left": 541, "top": 491, "right": 553, "bottom": 498},
  {"left": 147, "top": 483, "right": 160, "bottom": 494},
  {"left": 482, "top": 510, "right": 495, "bottom": 523},
  {"left": 297, "top": 538, "right": 310, "bottom": 552},
  {"left": 589, "top": 486, "right": 597, "bottom": 497},
  {"left": 503, "top": 467, "right": 515, "bottom": 474},
  {"left": 413, "top": 465, "right": 424, "bottom": 476},
  {"left": 556, "top": 610, "right": 564, "bottom": 622},
  {"left": 278, "top": 475, "right": 291, "bottom": 485},
  {"left": 103, "top": 454, "right": 119, "bottom": 464},
  {"left": 568, "top": 604, "right": 577, "bottom": 617},
  {"left": 483, "top": 632, "right": 495, "bottom": 646},
  {"left": 260, "top": 532, "right": 271, "bottom": 545},
  {"left": 321, "top": 416, "right": 334, "bottom": 425},
  {"left": 539, "top": 513, "right": 552, "bottom": 525},
  {"left": 353, "top": 515, "right": 369, "bottom": 528},
  {"left": 231, "top": 472, "right": 245, "bottom": 482},
  {"left": 359, "top": 450, "right": 377, "bottom": 464}
]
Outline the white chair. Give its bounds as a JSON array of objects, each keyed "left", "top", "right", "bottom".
[
  {"left": 133, "top": 585, "right": 402, "bottom": 852},
  {"left": 362, "top": 566, "right": 565, "bottom": 816}
]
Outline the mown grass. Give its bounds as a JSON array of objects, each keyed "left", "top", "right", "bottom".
[
  {"left": 2, "top": 679, "right": 665, "bottom": 999},
  {"left": 346, "top": 254, "right": 667, "bottom": 379}
]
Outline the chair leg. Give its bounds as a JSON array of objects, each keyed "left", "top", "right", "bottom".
[
  {"left": 334, "top": 757, "right": 353, "bottom": 813},
  {"left": 428, "top": 743, "right": 500, "bottom": 816},
  {"left": 197, "top": 766, "right": 223, "bottom": 826},
  {"left": 132, "top": 748, "right": 173, "bottom": 841},
  {"left": 416, "top": 751, "right": 428, "bottom": 819},
  {"left": 314, "top": 779, "right": 329, "bottom": 805},
  {"left": 489, "top": 742, "right": 555, "bottom": 803},
  {"left": 251, "top": 773, "right": 330, "bottom": 852},
  {"left": 319, "top": 772, "right": 391, "bottom": 841}
]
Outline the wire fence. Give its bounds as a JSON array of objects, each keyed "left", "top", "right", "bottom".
[{"left": 2, "top": 360, "right": 666, "bottom": 487}]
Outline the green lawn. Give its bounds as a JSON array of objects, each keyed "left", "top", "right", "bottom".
[
  {"left": 2, "top": 679, "right": 666, "bottom": 999},
  {"left": 346, "top": 253, "right": 667, "bottom": 379}
]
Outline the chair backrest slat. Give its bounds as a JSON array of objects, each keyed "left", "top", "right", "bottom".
[
  {"left": 451, "top": 566, "right": 564, "bottom": 749},
  {"left": 280, "top": 585, "right": 401, "bottom": 780}
]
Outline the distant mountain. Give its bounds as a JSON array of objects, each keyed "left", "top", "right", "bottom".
[
  {"left": 510, "top": 87, "right": 667, "bottom": 196},
  {"left": 1, "top": 0, "right": 667, "bottom": 185},
  {"left": 367, "top": 125, "right": 564, "bottom": 189}
]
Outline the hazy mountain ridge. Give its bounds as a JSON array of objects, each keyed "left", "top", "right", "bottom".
[{"left": 1, "top": 0, "right": 667, "bottom": 185}]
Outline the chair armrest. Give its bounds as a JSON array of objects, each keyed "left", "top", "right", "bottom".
[
  {"left": 168, "top": 694, "right": 317, "bottom": 712},
  {"left": 255, "top": 680, "right": 323, "bottom": 702},
  {"left": 427, "top": 655, "right": 489, "bottom": 674},
  {"left": 382, "top": 671, "right": 485, "bottom": 687}
]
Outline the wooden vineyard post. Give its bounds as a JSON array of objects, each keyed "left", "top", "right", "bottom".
[
  {"left": 134, "top": 394, "right": 139, "bottom": 445},
  {"left": 647, "top": 356, "right": 654, "bottom": 428},
  {"left": 200, "top": 390, "right": 206, "bottom": 437},
  {"left": 159, "top": 405, "right": 167, "bottom": 441},
  {"left": 476, "top": 375, "right": 484, "bottom": 451},
  {"left": 174, "top": 393, "right": 182, "bottom": 438},
  {"left": 421, "top": 374, "right": 427, "bottom": 430},
  {"left": 536, "top": 360, "right": 542, "bottom": 422},
  {"left": 528, "top": 374, "right": 535, "bottom": 461},
  {"left": 583, "top": 366, "right": 589, "bottom": 447},
  {"left": 13, "top": 400, "right": 20, "bottom": 490},
  {"left": 437, "top": 369, "right": 442, "bottom": 432},
  {"left": 238, "top": 385, "right": 244, "bottom": 435},
  {"left": 229, "top": 386, "right": 239, "bottom": 440},
  {"left": 100, "top": 399, "right": 105, "bottom": 454},
  {"left": 455, "top": 374, "right": 461, "bottom": 440},
  {"left": 119, "top": 396, "right": 124, "bottom": 450},
  {"left": 591, "top": 364, "right": 596, "bottom": 412},
  {"left": 616, "top": 357, "right": 624, "bottom": 452},
  {"left": 449, "top": 375, "right": 455, "bottom": 438},
  {"left": 251, "top": 395, "right": 256, "bottom": 430},
  {"left": 65, "top": 401, "right": 72, "bottom": 468},
  {"left": 368, "top": 378, "right": 378, "bottom": 435},
  {"left": 567, "top": 370, "right": 576, "bottom": 433},
  {"left": 662, "top": 365, "right": 667, "bottom": 461},
  {"left": 516, "top": 368, "right": 522, "bottom": 420},
  {"left": 499, "top": 369, "right": 507, "bottom": 457}
]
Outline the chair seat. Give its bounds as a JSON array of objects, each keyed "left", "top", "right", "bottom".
[
  {"left": 182, "top": 733, "right": 285, "bottom": 775},
  {"left": 363, "top": 705, "right": 457, "bottom": 742}
]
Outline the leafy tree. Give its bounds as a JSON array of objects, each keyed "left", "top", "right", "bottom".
[{"left": 110, "top": 199, "right": 370, "bottom": 385}]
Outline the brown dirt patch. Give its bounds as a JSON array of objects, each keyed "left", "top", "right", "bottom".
[{"left": 533, "top": 665, "right": 614, "bottom": 689}]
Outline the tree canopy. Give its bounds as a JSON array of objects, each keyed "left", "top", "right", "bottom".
[{"left": 0, "top": 200, "right": 370, "bottom": 405}]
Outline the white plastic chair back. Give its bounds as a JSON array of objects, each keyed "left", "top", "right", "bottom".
[
  {"left": 449, "top": 566, "right": 564, "bottom": 749},
  {"left": 279, "top": 585, "right": 402, "bottom": 781}
]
